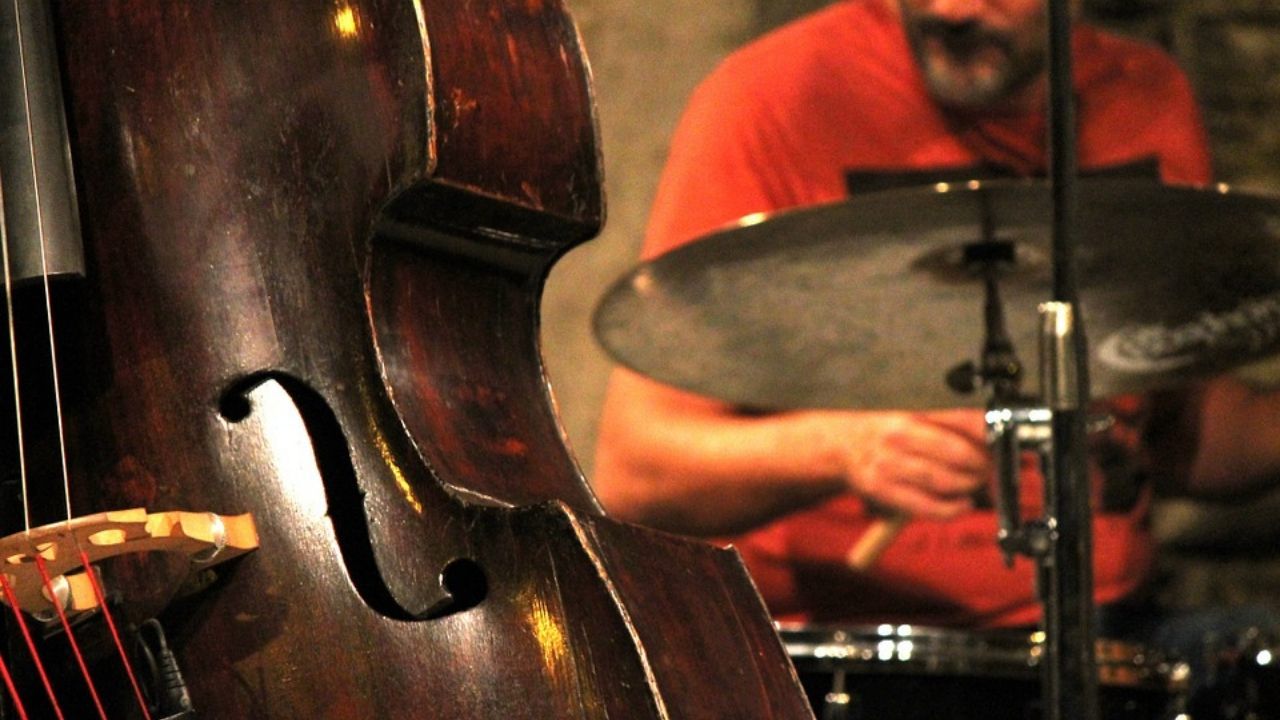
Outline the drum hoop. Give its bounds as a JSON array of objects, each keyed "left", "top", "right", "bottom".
[{"left": 775, "top": 624, "right": 1189, "bottom": 692}]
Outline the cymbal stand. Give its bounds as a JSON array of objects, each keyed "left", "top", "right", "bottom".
[
  {"left": 961, "top": 0, "right": 1101, "bottom": 716},
  {"left": 981, "top": 303, "right": 1096, "bottom": 720},
  {"left": 1043, "top": 0, "right": 1100, "bottom": 715},
  {"left": 950, "top": 262, "right": 1098, "bottom": 720}
]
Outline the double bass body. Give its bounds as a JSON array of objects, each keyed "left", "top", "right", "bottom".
[{"left": 0, "top": 1, "right": 814, "bottom": 717}]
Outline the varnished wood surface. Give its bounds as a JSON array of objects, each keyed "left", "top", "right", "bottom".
[{"left": 1, "top": 1, "right": 822, "bottom": 717}]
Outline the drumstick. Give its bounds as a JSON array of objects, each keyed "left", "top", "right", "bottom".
[{"left": 846, "top": 513, "right": 908, "bottom": 571}]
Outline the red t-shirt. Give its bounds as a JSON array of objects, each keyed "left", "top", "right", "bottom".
[{"left": 637, "top": 0, "right": 1212, "bottom": 627}]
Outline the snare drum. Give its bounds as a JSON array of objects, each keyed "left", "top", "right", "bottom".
[{"left": 778, "top": 624, "right": 1189, "bottom": 720}]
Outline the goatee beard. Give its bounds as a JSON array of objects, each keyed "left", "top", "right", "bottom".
[{"left": 904, "top": 17, "right": 1046, "bottom": 110}]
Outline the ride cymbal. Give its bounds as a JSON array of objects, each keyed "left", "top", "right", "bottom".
[{"left": 595, "top": 178, "right": 1280, "bottom": 409}]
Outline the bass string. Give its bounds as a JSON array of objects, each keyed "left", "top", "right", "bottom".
[
  {"left": 11, "top": 0, "right": 70, "bottom": 525},
  {"left": 32, "top": 556, "right": 106, "bottom": 720},
  {"left": 0, "top": 575, "right": 59, "bottom": 719},
  {"left": 79, "top": 547, "right": 153, "bottom": 719},
  {"left": 0, "top": 647, "right": 28, "bottom": 720},
  {"left": 0, "top": 150, "right": 26, "bottom": 715},
  {"left": 4, "top": 2, "right": 153, "bottom": 717},
  {"left": 0, "top": 84, "right": 43, "bottom": 720},
  {"left": 0, "top": 77, "right": 29, "bottom": 539}
]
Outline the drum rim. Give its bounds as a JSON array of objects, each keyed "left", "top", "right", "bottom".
[{"left": 775, "top": 623, "right": 1190, "bottom": 692}]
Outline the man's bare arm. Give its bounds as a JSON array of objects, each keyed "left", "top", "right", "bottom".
[{"left": 592, "top": 368, "right": 991, "bottom": 536}]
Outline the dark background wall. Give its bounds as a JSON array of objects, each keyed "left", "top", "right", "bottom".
[{"left": 540, "top": 0, "right": 1280, "bottom": 609}]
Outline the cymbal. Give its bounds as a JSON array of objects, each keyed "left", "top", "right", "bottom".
[{"left": 594, "top": 178, "right": 1280, "bottom": 409}]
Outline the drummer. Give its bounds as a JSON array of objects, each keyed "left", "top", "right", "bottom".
[{"left": 594, "top": 0, "right": 1280, "bottom": 646}]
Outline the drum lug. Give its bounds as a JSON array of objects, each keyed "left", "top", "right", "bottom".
[{"left": 821, "top": 668, "right": 854, "bottom": 720}]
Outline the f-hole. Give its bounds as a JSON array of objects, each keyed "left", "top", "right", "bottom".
[
  {"left": 435, "top": 558, "right": 488, "bottom": 619},
  {"left": 219, "top": 374, "right": 488, "bottom": 620}
]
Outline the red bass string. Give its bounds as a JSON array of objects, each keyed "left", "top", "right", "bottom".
[
  {"left": 33, "top": 556, "right": 106, "bottom": 720},
  {"left": 78, "top": 548, "right": 153, "bottom": 720},
  {"left": 0, "top": 574, "right": 63, "bottom": 720},
  {"left": 0, "top": 640, "right": 29, "bottom": 720}
]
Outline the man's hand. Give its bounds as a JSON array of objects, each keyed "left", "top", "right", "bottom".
[
  {"left": 595, "top": 369, "right": 996, "bottom": 536},
  {"left": 833, "top": 409, "right": 992, "bottom": 520}
]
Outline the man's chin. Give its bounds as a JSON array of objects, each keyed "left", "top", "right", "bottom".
[
  {"left": 914, "top": 43, "right": 1047, "bottom": 111},
  {"left": 921, "top": 64, "right": 1011, "bottom": 110}
]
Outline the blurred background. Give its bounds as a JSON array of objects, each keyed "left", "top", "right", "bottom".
[{"left": 540, "top": 0, "right": 1280, "bottom": 610}]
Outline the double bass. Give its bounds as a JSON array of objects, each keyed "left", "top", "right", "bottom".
[{"left": 0, "top": 0, "right": 813, "bottom": 717}]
